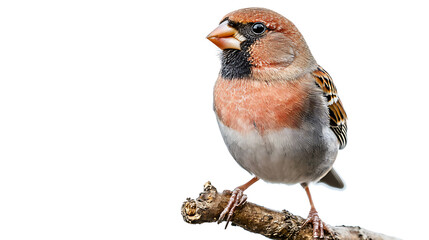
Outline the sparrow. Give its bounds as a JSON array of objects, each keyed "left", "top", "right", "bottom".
[{"left": 206, "top": 7, "right": 347, "bottom": 239}]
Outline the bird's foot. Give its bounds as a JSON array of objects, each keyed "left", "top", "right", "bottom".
[
  {"left": 302, "top": 208, "right": 333, "bottom": 239},
  {"left": 217, "top": 187, "right": 247, "bottom": 229}
]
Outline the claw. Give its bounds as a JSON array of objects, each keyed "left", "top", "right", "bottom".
[
  {"left": 217, "top": 177, "right": 259, "bottom": 229},
  {"left": 217, "top": 187, "right": 247, "bottom": 229},
  {"left": 302, "top": 208, "right": 332, "bottom": 239}
]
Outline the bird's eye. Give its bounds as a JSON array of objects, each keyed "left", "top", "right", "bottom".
[{"left": 252, "top": 23, "right": 267, "bottom": 34}]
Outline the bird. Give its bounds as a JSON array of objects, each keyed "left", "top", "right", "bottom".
[{"left": 206, "top": 7, "right": 348, "bottom": 239}]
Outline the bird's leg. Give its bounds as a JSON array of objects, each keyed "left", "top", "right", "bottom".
[
  {"left": 301, "top": 183, "right": 333, "bottom": 239},
  {"left": 218, "top": 176, "right": 259, "bottom": 228}
]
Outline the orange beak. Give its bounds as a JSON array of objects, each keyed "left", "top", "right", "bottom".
[{"left": 207, "top": 21, "right": 242, "bottom": 50}]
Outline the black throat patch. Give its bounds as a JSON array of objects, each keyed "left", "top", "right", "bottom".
[
  {"left": 219, "top": 20, "right": 267, "bottom": 79},
  {"left": 220, "top": 49, "right": 252, "bottom": 79}
]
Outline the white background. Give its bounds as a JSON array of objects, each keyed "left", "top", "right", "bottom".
[{"left": 1, "top": 1, "right": 428, "bottom": 239}]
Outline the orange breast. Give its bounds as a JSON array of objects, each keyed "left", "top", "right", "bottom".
[{"left": 214, "top": 78, "right": 309, "bottom": 134}]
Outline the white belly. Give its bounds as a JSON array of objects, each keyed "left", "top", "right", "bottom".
[{"left": 217, "top": 119, "right": 339, "bottom": 184}]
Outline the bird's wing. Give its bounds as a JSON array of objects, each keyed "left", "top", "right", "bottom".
[{"left": 312, "top": 66, "right": 348, "bottom": 149}]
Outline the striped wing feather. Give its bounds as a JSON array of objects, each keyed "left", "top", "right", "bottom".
[{"left": 313, "top": 66, "right": 348, "bottom": 149}]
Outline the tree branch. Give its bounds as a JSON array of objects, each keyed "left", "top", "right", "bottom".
[{"left": 181, "top": 182, "right": 399, "bottom": 240}]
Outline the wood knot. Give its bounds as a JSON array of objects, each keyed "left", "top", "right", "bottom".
[
  {"left": 181, "top": 198, "right": 201, "bottom": 223},
  {"left": 204, "top": 181, "right": 216, "bottom": 192},
  {"left": 184, "top": 199, "right": 197, "bottom": 216}
]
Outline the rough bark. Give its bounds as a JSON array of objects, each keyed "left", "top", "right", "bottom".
[{"left": 181, "top": 182, "right": 400, "bottom": 240}]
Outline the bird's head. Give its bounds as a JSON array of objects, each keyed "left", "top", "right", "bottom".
[{"left": 207, "top": 8, "right": 317, "bottom": 81}]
